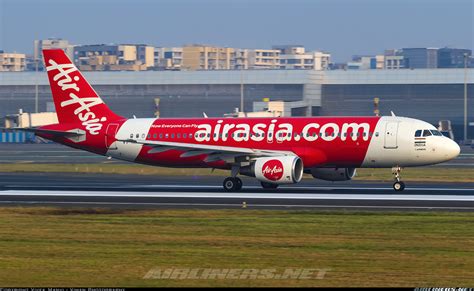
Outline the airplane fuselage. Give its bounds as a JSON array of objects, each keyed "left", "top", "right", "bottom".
[{"left": 41, "top": 115, "right": 460, "bottom": 170}]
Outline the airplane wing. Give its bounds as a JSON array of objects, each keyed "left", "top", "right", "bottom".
[{"left": 118, "top": 138, "right": 295, "bottom": 162}]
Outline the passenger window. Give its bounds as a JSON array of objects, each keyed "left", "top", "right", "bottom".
[
  {"left": 171, "top": 134, "right": 175, "bottom": 138},
  {"left": 153, "top": 134, "right": 157, "bottom": 139},
  {"left": 147, "top": 134, "right": 151, "bottom": 139},
  {"left": 415, "top": 130, "right": 422, "bottom": 137},
  {"left": 135, "top": 134, "right": 139, "bottom": 138},
  {"left": 183, "top": 133, "right": 187, "bottom": 138},
  {"left": 423, "top": 130, "right": 432, "bottom": 137},
  {"left": 130, "top": 134, "right": 133, "bottom": 138}
]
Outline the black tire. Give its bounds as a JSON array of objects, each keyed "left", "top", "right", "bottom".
[
  {"left": 235, "top": 177, "right": 243, "bottom": 191},
  {"left": 223, "top": 177, "right": 238, "bottom": 192},
  {"left": 393, "top": 181, "right": 405, "bottom": 191},
  {"left": 261, "top": 182, "right": 279, "bottom": 189}
]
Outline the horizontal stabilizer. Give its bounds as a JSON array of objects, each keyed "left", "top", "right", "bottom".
[
  {"left": 1, "top": 127, "right": 86, "bottom": 136},
  {"left": 0, "top": 127, "right": 86, "bottom": 136}
]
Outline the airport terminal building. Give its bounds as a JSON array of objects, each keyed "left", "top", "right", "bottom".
[{"left": 0, "top": 68, "right": 473, "bottom": 139}]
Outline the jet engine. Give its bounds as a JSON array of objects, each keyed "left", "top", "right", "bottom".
[
  {"left": 309, "top": 167, "right": 356, "bottom": 181},
  {"left": 240, "top": 156, "right": 304, "bottom": 184}
]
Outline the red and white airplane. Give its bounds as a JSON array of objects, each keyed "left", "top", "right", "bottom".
[{"left": 7, "top": 49, "right": 461, "bottom": 191}]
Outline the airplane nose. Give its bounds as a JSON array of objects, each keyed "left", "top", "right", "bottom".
[{"left": 443, "top": 139, "right": 461, "bottom": 161}]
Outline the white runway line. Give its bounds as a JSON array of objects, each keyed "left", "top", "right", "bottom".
[
  {"left": 1, "top": 190, "right": 473, "bottom": 201},
  {"left": 7, "top": 184, "right": 474, "bottom": 192}
]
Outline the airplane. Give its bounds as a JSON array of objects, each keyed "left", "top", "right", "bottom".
[{"left": 2, "top": 49, "right": 461, "bottom": 192}]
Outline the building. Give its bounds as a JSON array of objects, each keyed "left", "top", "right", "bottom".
[
  {"left": 0, "top": 51, "right": 26, "bottom": 71},
  {"left": 274, "top": 45, "right": 330, "bottom": 70},
  {"left": 1, "top": 68, "right": 472, "bottom": 140},
  {"left": 437, "top": 47, "right": 472, "bottom": 68},
  {"left": 74, "top": 44, "right": 154, "bottom": 71},
  {"left": 33, "top": 38, "right": 74, "bottom": 70},
  {"left": 234, "top": 49, "right": 249, "bottom": 70},
  {"left": 385, "top": 55, "right": 404, "bottom": 69},
  {"left": 401, "top": 48, "right": 438, "bottom": 69},
  {"left": 247, "top": 49, "right": 280, "bottom": 69},
  {"left": 348, "top": 55, "right": 385, "bottom": 70},
  {"left": 154, "top": 47, "right": 183, "bottom": 70},
  {"left": 182, "top": 44, "right": 235, "bottom": 70},
  {"left": 384, "top": 50, "right": 405, "bottom": 69},
  {"left": 137, "top": 45, "right": 155, "bottom": 68}
]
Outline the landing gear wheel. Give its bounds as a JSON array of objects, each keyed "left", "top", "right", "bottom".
[
  {"left": 223, "top": 177, "right": 241, "bottom": 192},
  {"left": 391, "top": 166, "right": 405, "bottom": 191},
  {"left": 235, "top": 177, "right": 243, "bottom": 191},
  {"left": 393, "top": 181, "right": 405, "bottom": 191},
  {"left": 261, "top": 182, "right": 278, "bottom": 189}
]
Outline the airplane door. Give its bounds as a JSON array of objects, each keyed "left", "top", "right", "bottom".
[
  {"left": 384, "top": 122, "right": 399, "bottom": 149},
  {"left": 105, "top": 123, "right": 120, "bottom": 150}
]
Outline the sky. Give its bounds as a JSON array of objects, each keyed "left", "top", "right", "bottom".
[{"left": 0, "top": 0, "right": 472, "bottom": 62}]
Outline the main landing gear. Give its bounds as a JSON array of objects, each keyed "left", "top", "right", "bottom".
[
  {"left": 223, "top": 165, "right": 243, "bottom": 192},
  {"left": 392, "top": 166, "right": 405, "bottom": 191},
  {"left": 223, "top": 177, "right": 242, "bottom": 192}
]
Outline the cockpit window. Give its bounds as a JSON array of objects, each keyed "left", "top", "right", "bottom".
[
  {"left": 430, "top": 130, "right": 443, "bottom": 136},
  {"left": 422, "top": 130, "right": 432, "bottom": 137},
  {"left": 415, "top": 130, "right": 422, "bottom": 137}
]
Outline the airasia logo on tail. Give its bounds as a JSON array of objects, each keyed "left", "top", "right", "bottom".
[
  {"left": 262, "top": 159, "right": 284, "bottom": 181},
  {"left": 46, "top": 59, "right": 105, "bottom": 135}
]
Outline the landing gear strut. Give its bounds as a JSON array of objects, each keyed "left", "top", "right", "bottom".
[
  {"left": 392, "top": 166, "right": 405, "bottom": 191},
  {"left": 223, "top": 177, "right": 242, "bottom": 192}
]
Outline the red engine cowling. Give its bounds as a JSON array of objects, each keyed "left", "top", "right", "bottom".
[
  {"left": 240, "top": 156, "right": 304, "bottom": 184},
  {"left": 310, "top": 167, "right": 357, "bottom": 181}
]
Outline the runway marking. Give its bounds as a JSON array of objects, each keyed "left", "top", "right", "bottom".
[
  {"left": 1, "top": 190, "right": 473, "bottom": 201},
  {"left": 6, "top": 184, "right": 474, "bottom": 192},
  {"left": 0, "top": 200, "right": 473, "bottom": 210}
]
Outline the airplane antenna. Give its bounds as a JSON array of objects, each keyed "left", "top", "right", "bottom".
[
  {"left": 133, "top": 115, "right": 137, "bottom": 119},
  {"left": 391, "top": 111, "right": 396, "bottom": 117},
  {"left": 203, "top": 112, "right": 208, "bottom": 118}
]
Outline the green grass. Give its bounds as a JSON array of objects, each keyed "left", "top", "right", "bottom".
[
  {"left": 0, "top": 163, "right": 473, "bottom": 183},
  {"left": 0, "top": 208, "right": 472, "bottom": 287}
]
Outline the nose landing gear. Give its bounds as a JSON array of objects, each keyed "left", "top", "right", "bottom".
[{"left": 392, "top": 166, "right": 405, "bottom": 191}]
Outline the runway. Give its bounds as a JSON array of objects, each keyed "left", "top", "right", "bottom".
[{"left": 1, "top": 173, "right": 473, "bottom": 211}]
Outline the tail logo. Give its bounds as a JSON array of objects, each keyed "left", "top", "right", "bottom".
[{"left": 46, "top": 59, "right": 106, "bottom": 135}]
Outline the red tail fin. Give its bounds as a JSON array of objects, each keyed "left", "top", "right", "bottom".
[{"left": 43, "top": 49, "right": 123, "bottom": 135}]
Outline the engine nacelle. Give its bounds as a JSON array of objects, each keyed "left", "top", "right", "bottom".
[
  {"left": 240, "top": 156, "right": 304, "bottom": 184},
  {"left": 309, "top": 167, "right": 356, "bottom": 181}
]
